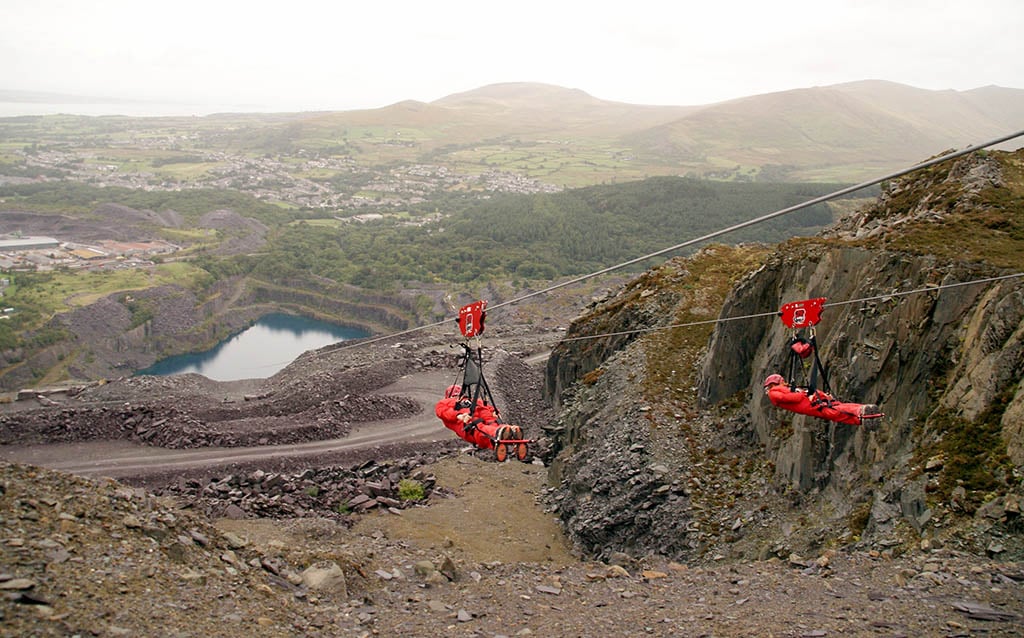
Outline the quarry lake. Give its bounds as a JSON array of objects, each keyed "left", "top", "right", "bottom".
[{"left": 137, "top": 313, "right": 370, "bottom": 381}]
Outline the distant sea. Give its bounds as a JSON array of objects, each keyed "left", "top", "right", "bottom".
[{"left": 0, "top": 101, "right": 285, "bottom": 118}]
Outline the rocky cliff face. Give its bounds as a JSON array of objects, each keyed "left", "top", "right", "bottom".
[
  {"left": 543, "top": 246, "right": 775, "bottom": 561},
  {"left": 700, "top": 246, "right": 1022, "bottom": 539},
  {"left": 545, "top": 149, "right": 1024, "bottom": 563}
]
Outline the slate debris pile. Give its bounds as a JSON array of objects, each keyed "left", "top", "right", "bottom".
[
  {"left": 0, "top": 396, "right": 421, "bottom": 449},
  {"left": 0, "top": 461, "right": 353, "bottom": 637},
  {"left": 157, "top": 454, "right": 451, "bottom": 521}
]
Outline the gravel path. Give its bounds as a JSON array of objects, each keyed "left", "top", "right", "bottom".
[{"left": 0, "top": 369, "right": 455, "bottom": 478}]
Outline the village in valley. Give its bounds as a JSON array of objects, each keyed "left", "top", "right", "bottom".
[{"left": 3, "top": 126, "right": 563, "bottom": 214}]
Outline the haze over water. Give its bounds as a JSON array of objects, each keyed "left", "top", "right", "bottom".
[{"left": 0, "top": 100, "right": 281, "bottom": 118}]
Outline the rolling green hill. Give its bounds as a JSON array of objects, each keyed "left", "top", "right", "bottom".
[
  {"left": 630, "top": 81, "right": 1024, "bottom": 181},
  {"left": 4, "top": 81, "right": 1020, "bottom": 189},
  {"left": 225, "top": 80, "right": 1024, "bottom": 184}
]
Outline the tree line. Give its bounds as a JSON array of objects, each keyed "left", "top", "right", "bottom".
[
  {"left": 203, "top": 176, "right": 866, "bottom": 290},
  {"left": 1, "top": 175, "right": 871, "bottom": 293}
]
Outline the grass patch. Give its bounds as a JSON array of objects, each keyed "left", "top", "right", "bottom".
[
  {"left": 847, "top": 502, "right": 872, "bottom": 538},
  {"left": 582, "top": 367, "right": 605, "bottom": 386},
  {"left": 398, "top": 479, "right": 425, "bottom": 502},
  {"left": 642, "top": 244, "right": 773, "bottom": 405},
  {"left": 884, "top": 213, "right": 1024, "bottom": 268},
  {"left": 929, "top": 394, "right": 1014, "bottom": 508},
  {"left": 288, "top": 218, "right": 345, "bottom": 229},
  {"left": 158, "top": 227, "right": 216, "bottom": 243},
  {"left": 4, "top": 263, "right": 211, "bottom": 329},
  {"left": 857, "top": 150, "right": 1024, "bottom": 268},
  {"left": 151, "top": 161, "right": 223, "bottom": 181}
]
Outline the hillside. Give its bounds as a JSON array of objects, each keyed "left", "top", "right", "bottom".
[
  {"left": 628, "top": 81, "right": 1024, "bottom": 181},
  {"left": 545, "top": 147, "right": 1024, "bottom": 568},
  {"left": 7, "top": 80, "right": 1015, "bottom": 190},
  {"left": 431, "top": 81, "right": 699, "bottom": 134},
  {"left": 301, "top": 82, "right": 696, "bottom": 142},
  {"left": 282, "top": 80, "right": 1024, "bottom": 183}
]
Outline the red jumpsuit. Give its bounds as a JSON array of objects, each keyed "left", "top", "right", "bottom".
[
  {"left": 766, "top": 383, "right": 873, "bottom": 426},
  {"left": 435, "top": 397, "right": 501, "bottom": 449}
]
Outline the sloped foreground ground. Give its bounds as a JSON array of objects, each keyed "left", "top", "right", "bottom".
[
  {"left": 1, "top": 331, "right": 1023, "bottom": 636},
  {"left": 3, "top": 457, "right": 1024, "bottom": 637}
]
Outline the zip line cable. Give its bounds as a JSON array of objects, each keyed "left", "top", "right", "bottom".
[
  {"left": 821, "top": 272, "right": 1024, "bottom": 310},
  {"left": 485, "top": 128, "right": 1024, "bottom": 314},
  {"left": 241, "top": 270, "right": 1024, "bottom": 371},
  {"left": 270, "top": 128, "right": 1024, "bottom": 364},
  {"left": 551, "top": 271, "right": 1024, "bottom": 345}
]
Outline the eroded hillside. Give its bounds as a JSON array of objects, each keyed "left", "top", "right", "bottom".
[{"left": 545, "top": 148, "right": 1024, "bottom": 564}]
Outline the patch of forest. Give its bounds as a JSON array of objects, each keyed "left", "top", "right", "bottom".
[
  {"left": 0, "top": 176, "right": 874, "bottom": 295},
  {"left": 200, "top": 176, "right": 870, "bottom": 289}
]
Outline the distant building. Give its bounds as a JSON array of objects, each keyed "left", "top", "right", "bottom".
[
  {"left": 98, "top": 240, "right": 178, "bottom": 255},
  {"left": 351, "top": 214, "right": 384, "bottom": 223},
  {"left": 69, "top": 247, "right": 108, "bottom": 260},
  {"left": 0, "top": 236, "right": 60, "bottom": 252}
]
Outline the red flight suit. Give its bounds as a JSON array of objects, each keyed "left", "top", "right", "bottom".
[
  {"left": 435, "top": 397, "right": 501, "bottom": 449},
  {"left": 766, "top": 383, "right": 872, "bottom": 426}
]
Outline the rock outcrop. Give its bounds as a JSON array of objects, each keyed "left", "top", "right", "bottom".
[
  {"left": 699, "top": 245, "right": 1022, "bottom": 545},
  {"left": 544, "top": 149, "right": 1024, "bottom": 562}
]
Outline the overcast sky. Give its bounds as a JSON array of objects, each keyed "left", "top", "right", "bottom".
[{"left": 3, "top": 0, "right": 1023, "bottom": 115}]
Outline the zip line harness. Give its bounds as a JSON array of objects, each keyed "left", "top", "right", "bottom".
[
  {"left": 451, "top": 300, "right": 502, "bottom": 420},
  {"left": 779, "top": 297, "right": 832, "bottom": 398}
]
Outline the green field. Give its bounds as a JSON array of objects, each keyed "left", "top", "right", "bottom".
[{"left": 8, "top": 262, "right": 209, "bottom": 314}]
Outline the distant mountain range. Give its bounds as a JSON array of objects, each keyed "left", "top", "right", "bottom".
[
  {"left": 300, "top": 80, "right": 1024, "bottom": 182},
  {"left": 622, "top": 80, "right": 1024, "bottom": 180},
  {"left": 4, "top": 81, "right": 1023, "bottom": 182}
]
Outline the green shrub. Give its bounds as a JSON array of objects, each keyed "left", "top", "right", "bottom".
[
  {"left": 397, "top": 479, "right": 425, "bottom": 502},
  {"left": 932, "top": 396, "right": 1013, "bottom": 507}
]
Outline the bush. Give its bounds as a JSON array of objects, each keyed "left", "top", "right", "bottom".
[{"left": 397, "top": 479, "right": 425, "bottom": 502}]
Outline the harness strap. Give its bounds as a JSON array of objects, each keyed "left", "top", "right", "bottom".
[
  {"left": 784, "top": 331, "right": 831, "bottom": 396},
  {"left": 809, "top": 334, "right": 832, "bottom": 395},
  {"left": 786, "top": 332, "right": 811, "bottom": 390}
]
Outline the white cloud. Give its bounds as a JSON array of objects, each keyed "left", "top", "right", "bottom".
[{"left": 2, "top": 0, "right": 1022, "bottom": 113}]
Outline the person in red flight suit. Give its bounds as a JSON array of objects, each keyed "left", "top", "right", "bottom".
[
  {"left": 435, "top": 385, "right": 521, "bottom": 449},
  {"left": 763, "top": 374, "right": 881, "bottom": 426}
]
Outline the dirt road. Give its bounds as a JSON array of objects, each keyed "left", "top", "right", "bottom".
[{"left": 0, "top": 368, "right": 455, "bottom": 478}]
